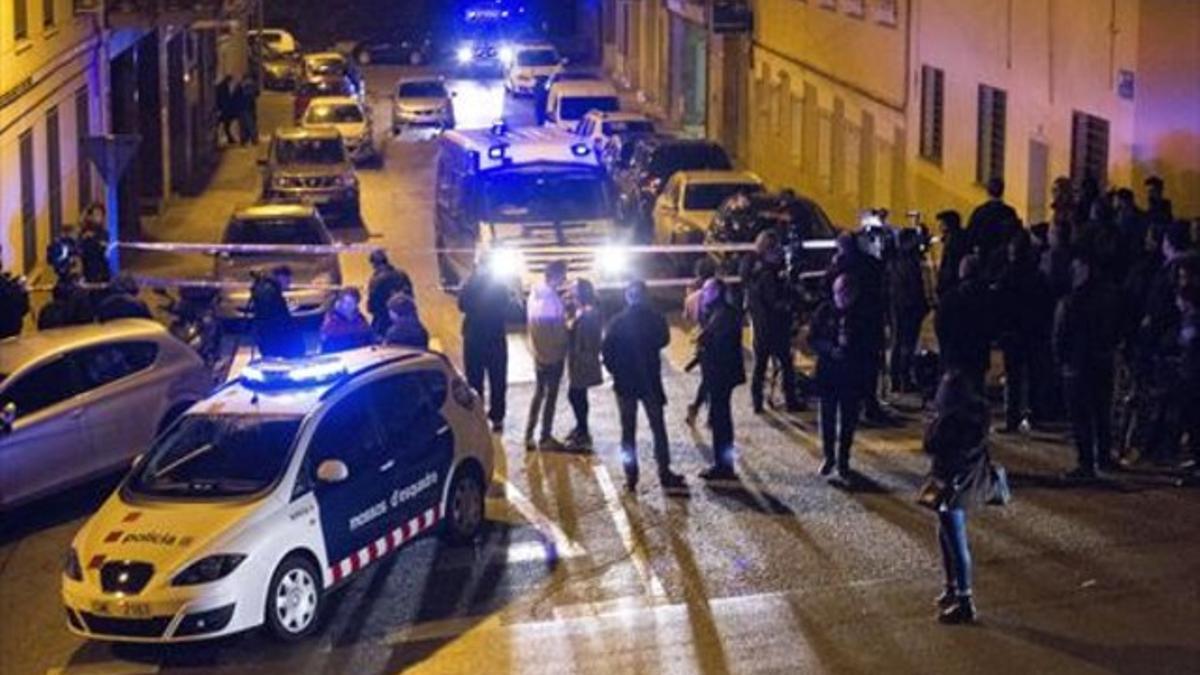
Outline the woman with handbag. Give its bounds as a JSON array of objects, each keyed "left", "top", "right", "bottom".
[{"left": 921, "top": 369, "right": 991, "bottom": 624}]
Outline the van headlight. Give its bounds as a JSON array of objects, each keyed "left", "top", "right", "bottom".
[
  {"left": 172, "top": 554, "right": 247, "bottom": 586},
  {"left": 456, "top": 46, "right": 472, "bottom": 64},
  {"left": 64, "top": 547, "right": 82, "bottom": 581},
  {"left": 596, "top": 245, "right": 631, "bottom": 278},
  {"left": 489, "top": 247, "right": 526, "bottom": 279},
  {"left": 499, "top": 46, "right": 515, "bottom": 65}
]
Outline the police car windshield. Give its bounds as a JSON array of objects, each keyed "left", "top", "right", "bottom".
[
  {"left": 482, "top": 170, "right": 609, "bottom": 223},
  {"left": 684, "top": 183, "right": 764, "bottom": 211},
  {"left": 305, "top": 104, "right": 363, "bottom": 124},
  {"left": 275, "top": 139, "right": 345, "bottom": 164},
  {"left": 398, "top": 81, "right": 446, "bottom": 98},
  {"left": 517, "top": 49, "right": 558, "bottom": 66},
  {"left": 128, "top": 414, "right": 302, "bottom": 498},
  {"left": 560, "top": 96, "right": 619, "bottom": 121}
]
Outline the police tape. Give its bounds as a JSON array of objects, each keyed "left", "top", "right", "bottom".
[{"left": 111, "top": 239, "right": 839, "bottom": 257}]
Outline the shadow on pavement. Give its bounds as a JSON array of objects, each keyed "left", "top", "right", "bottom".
[
  {"left": 991, "top": 620, "right": 1200, "bottom": 675},
  {"left": 0, "top": 471, "right": 122, "bottom": 546}
]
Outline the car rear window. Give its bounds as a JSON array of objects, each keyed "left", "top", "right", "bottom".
[
  {"left": 305, "top": 104, "right": 363, "bottom": 124},
  {"left": 398, "top": 81, "right": 447, "bottom": 98},
  {"left": 274, "top": 138, "right": 345, "bottom": 164},
  {"left": 560, "top": 96, "right": 619, "bottom": 121},
  {"left": 683, "top": 183, "right": 764, "bottom": 211},
  {"left": 299, "top": 79, "right": 352, "bottom": 97},
  {"left": 602, "top": 120, "right": 654, "bottom": 136},
  {"left": 648, "top": 145, "right": 732, "bottom": 175},
  {"left": 225, "top": 218, "right": 327, "bottom": 246}
]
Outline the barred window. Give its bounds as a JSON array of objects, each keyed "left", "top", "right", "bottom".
[
  {"left": 919, "top": 65, "right": 944, "bottom": 164},
  {"left": 1070, "top": 112, "right": 1110, "bottom": 188},
  {"left": 976, "top": 84, "right": 1007, "bottom": 184}
]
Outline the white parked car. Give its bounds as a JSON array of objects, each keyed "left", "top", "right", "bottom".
[
  {"left": 300, "top": 96, "right": 376, "bottom": 164},
  {"left": 574, "top": 110, "right": 655, "bottom": 152},
  {"left": 503, "top": 43, "right": 564, "bottom": 96},
  {"left": 63, "top": 349, "right": 494, "bottom": 643},
  {"left": 652, "top": 170, "right": 766, "bottom": 245},
  {"left": 545, "top": 80, "right": 620, "bottom": 131},
  {"left": 249, "top": 28, "right": 299, "bottom": 55},
  {"left": 392, "top": 78, "right": 456, "bottom": 132}
]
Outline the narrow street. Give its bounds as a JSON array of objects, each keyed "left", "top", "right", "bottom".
[{"left": 1, "top": 66, "right": 1198, "bottom": 675}]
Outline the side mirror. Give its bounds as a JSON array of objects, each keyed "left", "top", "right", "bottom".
[{"left": 316, "top": 459, "right": 349, "bottom": 484}]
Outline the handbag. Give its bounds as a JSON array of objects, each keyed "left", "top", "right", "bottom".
[
  {"left": 916, "top": 476, "right": 957, "bottom": 511},
  {"left": 987, "top": 462, "right": 1012, "bottom": 506}
]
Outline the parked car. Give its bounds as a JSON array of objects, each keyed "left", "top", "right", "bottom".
[
  {"left": 545, "top": 70, "right": 603, "bottom": 90},
  {"left": 651, "top": 170, "right": 765, "bottom": 246},
  {"left": 259, "top": 126, "right": 361, "bottom": 225},
  {"left": 504, "top": 43, "right": 564, "bottom": 96},
  {"left": 545, "top": 79, "right": 619, "bottom": 131},
  {"left": 392, "top": 78, "right": 456, "bottom": 132},
  {"left": 600, "top": 130, "right": 658, "bottom": 177},
  {"left": 249, "top": 28, "right": 299, "bottom": 55},
  {"left": 257, "top": 48, "right": 301, "bottom": 91},
  {"left": 300, "top": 96, "right": 377, "bottom": 165},
  {"left": 293, "top": 75, "right": 358, "bottom": 123},
  {"left": 62, "top": 348, "right": 493, "bottom": 643},
  {"left": 214, "top": 203, "right": 343, "bottom": 321},
  {"left": 350, "top": 28, "right": 433, "bottom": 66},
  {"left": 613, "top": 137, "right": 733, "bottom": 236},
  {"left": 574, "top": 110, "right": 655, "bottom": 153},
  {"left": 0, "top": 320, "right": 211, "bottom": 510},
  {"left": 301, "top": 52, "right": 362, "bottom": 97}
]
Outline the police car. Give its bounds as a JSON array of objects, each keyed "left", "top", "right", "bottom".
[{"left": 62, "top": 348, "right": 494, "bottom": 643}]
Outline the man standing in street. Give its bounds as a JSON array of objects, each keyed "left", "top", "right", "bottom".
[
  {"left": 367, "top": 249, "right": 414, "bottom": 338},
  {"left": 459, "top": 252, "right": 515, "bottom": 432},
  {"left": 887, "top": 228, "right": 931, "bottom": 393},
  {"left": 966, "top": 177, "right": 1020, "bottom": 273},
  {"left": 1054, "top": 254, "right": 1122, "bottom": 479},
  {"left": 935, "top": 210, "right": 969, "bottom": 300},
  {"left": 1144, "top": 176, "right": 1174, "bottom": 227},
  {"left": 239, "top": 75, "right": 261, "bottom": 146},
  {"left": 250, "top": 266, "right": 304, "bottom": 358},
  {"left": 936, "top": 255, "right": 993, "bottom": 395},
  {"left": 696, "top": 278, "right": 745, "bottom": 482},
  {"left": 0, "top": 247, "right": 29, "bottom": 339},
  {"left": 740, "top": 230, "right": 801, "bottom": 413},
  {"left": 603, "top": 280, "right": 686, "bottom": 491},
  {"left": 525, "top": 261, "right": 569, "bottom": 451}
]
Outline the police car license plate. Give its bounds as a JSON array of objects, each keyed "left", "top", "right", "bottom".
[{"left": 91, "top": 600, "right": 151, "bottom": 617}]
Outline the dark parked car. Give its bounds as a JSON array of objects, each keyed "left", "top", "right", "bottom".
[
  {"left": 294, "top": 74, "right": 359, "bottom": 122},
  {"left": 351, "top": 29, "right": 433, "bottom": 66},
  {"left": 613, "top": 137, "right": 733, "bottom": 238},
  {"left": 260, "top": 126, "right": 361, "bottom": 226}
]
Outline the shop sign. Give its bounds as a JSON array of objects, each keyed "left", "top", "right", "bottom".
[
  {"left": 713, "top": 2, "right": 753, "bottom": 33},
  {"left": 666, "top": 0, "right": 707, "bottom": 25}
]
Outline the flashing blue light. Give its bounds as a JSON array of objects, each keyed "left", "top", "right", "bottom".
[
  {"left": 456, "top": 46, "right": 473, "bottom": 64},
  {"left": 571, "top": 143, "right": 591, "bottom": 157},
  {"left": 490, "top": 121, "right": 509, "bottom": 136},
  {"left": 488, "top": 144, "right": 509, "bottom": 160},
  {"left": 242, "top": 357, "right": 348, "bottom": 389}
]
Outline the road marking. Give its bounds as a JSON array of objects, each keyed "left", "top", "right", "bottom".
[
  {"left": 589, "top": 462, "right": 667, "bottom": 600},
  {"left": 500, "top": 480, "right": 587, "bottom": 561}
]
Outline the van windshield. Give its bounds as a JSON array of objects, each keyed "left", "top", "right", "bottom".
[
  {"left": 481, "top": 169, "right": 610, "bottom": 223},
  {"left": 560, "top": 96, "right": 618, "bottom": 121},
  {"left": 274, "top": 138, "right": 345, "bottom": 164},
  {"left": 127, "top": 415, "right": 303, "bottom": 498}
]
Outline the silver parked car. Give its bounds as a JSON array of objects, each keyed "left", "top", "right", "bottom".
[
  {"left": 0, "top": 320, "right": 212, "bottom": 509},
  {"left": 215, "top": 203, "right": 343, "bottom": 320}
]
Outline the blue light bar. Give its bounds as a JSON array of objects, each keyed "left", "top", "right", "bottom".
[
  {"left": 571, "top": 143, "right": 591, "bottom": 157},
  {"left": 242, "top": 357, "right": 348, "bottom": 389}
]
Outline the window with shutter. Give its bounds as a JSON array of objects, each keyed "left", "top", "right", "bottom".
[
  {"left": 1070, "top": 112, "right": 1110, "bottom": 188},
  {"left": 976, "top": 84, "right": 1007, "bottom": 184},
  {"left": 919, "top": 65, "right": 944, "bottom": 164}
]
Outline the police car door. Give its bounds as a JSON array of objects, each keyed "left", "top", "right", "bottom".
[
  {"left": 305, "top": 383, "right": 398, "bottom": 569},
  {"left": 371, "top": 370, "right": 454, "bottom": 530}
]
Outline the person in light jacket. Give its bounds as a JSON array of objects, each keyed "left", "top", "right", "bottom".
[
  {"left": 924, "top": 369, "right": 991, "bottom": 625},
  {"left": 566, "top": 279, "right": 604, "bottom": 451},
  {"left": 525, "top": 261, "right": 569, "bottom": 451}
]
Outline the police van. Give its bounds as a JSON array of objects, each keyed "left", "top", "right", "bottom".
[
  {"left": 62, "top": 348, "right": 494, "bottom": 643},
  {"left": 435, "top": 124, "right": 624, "bottom": 291}
]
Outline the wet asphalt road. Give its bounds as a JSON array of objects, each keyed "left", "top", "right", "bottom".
[{"left": 1, "top": 65, "right": 1198, "bottom": 675}]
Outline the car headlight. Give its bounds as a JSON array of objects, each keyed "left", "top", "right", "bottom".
[
  {"left": 499, "top": 46, "right": 515, "bottom": 65},
  {"left": 273, "top": 176, "right": 296, "bottom": 189},
  {"left": 456, "top": 46, "right": 472, "bottom": 64},
  {"left": 172, "top": 554, "right": 247, "bottom": 586},
  {"left": 596, "top": 245, "right": 631, "bottom": 278},
  {"left": 64, "top": 547, "right": 82, "bottom": 581},
  {"left": 489, "top": 247, "right": 526, "bottom": 280}
]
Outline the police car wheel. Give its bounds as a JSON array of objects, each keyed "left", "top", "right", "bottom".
[
  {"left": 444, "top": 468, "right": 484, "bottom": 544},
  {"left": 265, "top": 555, "right": 322, "bottom": 641}
]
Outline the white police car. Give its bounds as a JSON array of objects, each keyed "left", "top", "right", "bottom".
[{"left": 62, "top": 347, "right": 494, "bottom": 643}]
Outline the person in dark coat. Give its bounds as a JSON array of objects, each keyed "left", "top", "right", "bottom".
[
  {"left": 826, "top": 232, "right": 890, "bottom": 424},
  {"left": 458, "top": 254, "right": 515, "bottom": 432},
  {"left": 924, "top": 369, "right": 990, "bottom": 625},
  {"left": 888, "top": 228, "right": 930, "bottom": 393},
  {"left": 935, "top": 255, "right": 993, "bottom": 395},
  {"left": 319, "top": 288, "right": 373, "bottom": 353},
  {"left": 935, "top": 210, "right": 969, "bottom": 300},
  {"left": 1053, "top": 254, "right": 1123, "bottom": 478},
  {"left": 367, "top": 249, "right": 414, "bottom": 337},
  {"left": 740, "top": 230, "right": 801, "bottom": 413},
  {"left": 79, "top": 205, "right": 111, "bottom": 288},
  {"left": 696, "top": 278, "right": 746, "bottom": 481},
  {"left": 383, "top": 293, "right": 430, "bottom": 350},
  {"left": 1144, "top": 176, "right": 1174, "bottom": 226},
  {"left": 238, "top": 76, "right": 260, "bottom": 145},
  {"left": 0, "top": 249, "right": 30, "bottom": 339},
  {"left": 96, "top": 274, "right": 152, "bottom": 322},
  {"left": 966, "top": 177, "right": 1020, "bottom": 274},
  {"left": 216, "top": 75, "right": 238, "bottom": 145},
  {"left": 809, "top": 273, "right": 873, "bottom": 480},
  {"left": 602, "top": 280, "right": 685, "bottom": 491},
  {"left": 1174, "top": 280, "right": 1200, "bottom": 471},
  {"left": 992, "top": 230, "right": 1052, "bottom": 431},
  {"left": 566, "top": 279, "right": 604, "bottom": 451},
  {"left": 37, "top": 274, "right": 94, "bottom": 330},
  {"left": 250, "top": 266, "right": 304, "bottom": 358}
]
